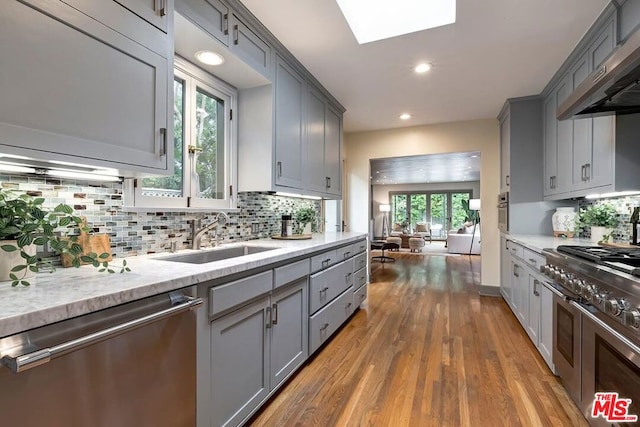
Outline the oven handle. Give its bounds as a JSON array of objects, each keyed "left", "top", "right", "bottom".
[
  {"left": 540, "top": 280, "right": 572, "bottom": 302},
  {"left": 1, "top": 295, "right": 203, "bottom": 374},
  {"left": 570, "top": 300, "right": 640, "bottom": 356}
]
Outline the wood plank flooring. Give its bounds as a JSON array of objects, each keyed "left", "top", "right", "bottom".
[{"left": 248, "top": 253, "right": 588, "bottom": 427}]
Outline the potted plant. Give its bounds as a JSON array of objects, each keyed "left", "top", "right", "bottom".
[
  {"left": 576, "top": 203, "right": 620, "bottom": 243},
  {"left": 0, "top": 190, "right": 127, "bottom": 287},
  {"left": 293, "top": 206, "right": 318, "bottom": 235}
]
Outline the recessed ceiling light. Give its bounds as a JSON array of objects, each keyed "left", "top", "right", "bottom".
[
  {"left": 471, "top": 154, "right": 478, "bottom": 158},
  {"left": 195, "top": 50, "right": 225, "bottom": 66},
  {"left": 399, "top": 113, "right": 411, "bottom": 120},
  {"left": 336, "top": 0, "right": 456, "bottom": 44},
  {"left": 414, "top": 63, "right": 432, "bottom": 73}
]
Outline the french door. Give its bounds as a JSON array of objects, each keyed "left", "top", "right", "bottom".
[{"left": 391, "top": 190, "right": 471, "bottom": 239}]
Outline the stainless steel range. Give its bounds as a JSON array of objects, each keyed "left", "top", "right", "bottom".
[{"left": 541, "top": 245, "right": 640, "bottom": 427}]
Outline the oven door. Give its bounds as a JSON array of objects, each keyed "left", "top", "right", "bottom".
[
  {"left": 546, "top": 282, "right": 582, "bottom": 406},
  {"left": 575, "top": 302, "right": 640, "bottom": 427}
]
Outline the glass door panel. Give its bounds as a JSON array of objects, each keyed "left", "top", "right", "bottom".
[
  {"left": 409, "top": 194, "right": 427, "bottom": 228},
  {"left": 430, "top": 193, "right": 448, "bottom": 239},
  {"left": 391, "top": 194, "right": 407, "bottom": 228},
  {"left": 451, "top": 192, "right": 471, "bottom": 230}
]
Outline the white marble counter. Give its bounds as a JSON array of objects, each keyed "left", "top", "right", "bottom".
[
  {"left": 505, "top": 233, "right": 594, "bottom": 253},
  {"left": 0, "top": 232, "right": 367, "bottom": 338}
]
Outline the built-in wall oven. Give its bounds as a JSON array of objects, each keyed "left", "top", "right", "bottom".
[{"left": 497, "top": 192, "right": 509, "bottom": 233}]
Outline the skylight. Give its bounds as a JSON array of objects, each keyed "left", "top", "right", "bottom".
[{"left": 336, "top": 0, "right": 456, "bottom": 44}]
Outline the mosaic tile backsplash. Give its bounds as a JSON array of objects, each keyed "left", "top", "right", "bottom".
[
  {"left": 578, "top": 196, "right": 640, "bottom": 243},
  {"left": 0, "top": 174, "right": 321, "bottom": 264}
]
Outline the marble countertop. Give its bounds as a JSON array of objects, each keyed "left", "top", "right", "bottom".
[
  {"left": 505, "top": 233, "right": 594, "bottom": 253},
  {"left": 0, "top": 232, "right": 367, "bottom": 338}
]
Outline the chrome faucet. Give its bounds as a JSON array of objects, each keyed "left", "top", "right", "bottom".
[{"left": 191, "top": 212, "right": 229, "bottom": 250}]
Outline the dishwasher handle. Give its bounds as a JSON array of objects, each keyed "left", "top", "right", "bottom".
[{"left": 2, "top": 294, "right": 203, "bottom": 374}]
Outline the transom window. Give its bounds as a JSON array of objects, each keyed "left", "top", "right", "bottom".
[{"left": 127, "top": 59, "right": 237, "bottom": 209}]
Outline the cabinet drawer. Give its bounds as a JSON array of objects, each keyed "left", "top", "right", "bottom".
[
  {"left": 209, "top": 271, "right": 273, "bottom": 316},
  {"left": 353, "top": 252, "right": 367, "bottom": 272},
  {"left": 309, "top": 260, "right": 353, "bottom": 314},
  {"left": 274, "top": 259, "right": 310, "bottom": 289},
  {"left": 523, "top": 248, "right": 545, "bottom": 270},
  {"left": 353, "top": 239, "right": 367, "bottom": 255},
  {"left": 507, "top": 241, "right": 524, "bottom": 259},
  {"left": 310, "top": 249, "right": 338, "bottom": 273},
  {"left": 353, "top": 267, "right": 367, "bottom": 290},
  {"left": 309, "top": 288, "right": 353, "bottom": 355},
  {"left": 354, "top": 283, "right": 367, "bottom": 307},
  {"left": 336, "top": 244, "right": 354, "bottom": 261}
]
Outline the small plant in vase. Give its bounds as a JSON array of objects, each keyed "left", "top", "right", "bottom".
[
  {"left": 0, "top": 190, "right": 128, "bottom": 287},
  {"left": 293, "top": 206, "right": 318, "bottom": 235},
  {"left": 575, "top": 203, "right": 620, "bottom": 244}
]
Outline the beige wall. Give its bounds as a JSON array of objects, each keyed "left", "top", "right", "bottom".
[
  {"left": 344, "top": 119, "right": 500, "bottom": 288},
  {"left": 371, "top": 181, "right": 481, "bottom": 237}
]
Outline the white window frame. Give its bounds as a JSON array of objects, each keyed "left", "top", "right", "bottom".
[{"left": 126, "top": 58, "right": 237, "bottom": 210}]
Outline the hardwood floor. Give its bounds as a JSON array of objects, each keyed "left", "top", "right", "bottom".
[{"left": 248, "top": 253, "right": 588, "bottom": 427}]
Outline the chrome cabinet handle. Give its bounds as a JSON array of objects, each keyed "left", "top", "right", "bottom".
[
  {"left": 223, "top": 13, "right": 229, "bottom": 35},
  {"left": 506, "top": 175, "right": 510, "bottom": 186},
  {"left": 320, "top": 286, "right": 329, "bottom": 293},
  {"left": 277, "top": 161, "right": 282, "bottom": 178},
  {"left": 157, "top": 0, "right": 166, "bottom": 16},
  {"left": 326, "top": 177, "right": 331, "bottom": 188},
  {"left": 1, "top": 295, "right": 202, "bottom": 374},
  {"left": 585, "top": 163, "right": 591, "bottom": 180},
  {"left": 233, "top": 24, "right": 239, "bottom": 45},
  {"left": 513, "top": 265, "right": 519, "bottom": 277},
  {"left": 159, "top": 128, "right": 167, "bottom": 156},
  {"left": 533, "top": 279, "right": 540, "bottom": 297},
  {"left": 343, "top": 251, "right": 351, "bottom": 258},
  {"left": 320, "top": 323, "right": 329, "bottom": 331},
  {"left": 322, "top": 258, "right": 331, "bottom": 267},
  {"left": 266, "top": 306, "right": 272, "bottom": 329},
  {"left": 529, "top": 258, "right": 537, "bottom": 265},
  {"left": 272, "top": 303, "right": 278, "bottom": 325}
]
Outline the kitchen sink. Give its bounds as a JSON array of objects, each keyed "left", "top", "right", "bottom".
[{"left": 161, "top": 245, "right": 278, "bottom": 264}]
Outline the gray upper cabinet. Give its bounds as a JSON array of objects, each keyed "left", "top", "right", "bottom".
[
  {"left": 274, "top": 56, "right": 306, "bottom": 189},
  {"left": 175, "top": 0, "right": 229, "bottom": 45},
  {"left": 589, "top": 17, "right": 615, "bottom": 71},
  {"left": 230, "top": 13, "right": 272, "bottom": 77},
  {"left": 114, "top": 0, "right": 170, "bottom": 32},
  {"left": 306, "top": 87, "right": 328, "bottom": 193},
  {"left": 499, "top": 111, "right": 511, "bottom": 192},
  {"left": 325, "top": 104, "right": 342, "bottom": 196},
  {"left": 0, "top": 0, "right": 171, "bottom": 175},
  {"left": 543, "top": 94, "right": 557, "bottom": 197},
  {"left": 619, "top": 0, "right": 640, "bottom": 41}
]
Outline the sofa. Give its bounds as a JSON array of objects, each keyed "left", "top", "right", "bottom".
[{"left": 447, "top": 224, "right": 481, "bottom": 255}]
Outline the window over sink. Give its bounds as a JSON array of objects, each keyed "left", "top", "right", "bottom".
[{"left": 125, "top": 58, "right": 237, "bottom": 209}]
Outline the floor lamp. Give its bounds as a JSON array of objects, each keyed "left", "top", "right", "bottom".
[
  {"left": 468, "top": 199, "right": 481, "bottom": 255},
  {"left": 380, "top": 204, "right": 391, "bottom": 239}
]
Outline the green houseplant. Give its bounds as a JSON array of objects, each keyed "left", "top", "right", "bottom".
[
  {"left": 576, "top": 203, "right": 620, "bottom": 243},
  {"left": 0, "top": 190, "right": 128, "bottom": 287},
  {"left": 293, "top": 206, "right": 318, "bottom": 235}
]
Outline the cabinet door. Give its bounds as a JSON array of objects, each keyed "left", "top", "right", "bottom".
[
  {"left": 114, "top": 0, "right": 170, "bottom": 32},
  {"left": 0, "top": 1, "right": 169, "bottom": 173},
  {"left": 517, "top": 265, "right": 528, "bottom": 327},
  {"left": 510, "top": 259, "right": 520, "bottom": 316},
  {"left": 500, "top": 237, "right": 512, "bottom": 306},
  {"left": 589, "top": 18, "right": 616, "bottom": 71},
  {"left": 306, "top": 87, "right": 327, "bottom": 192},
  {"left": 556, "top": 75, "right": 573, "bottom": 194},
  {"left": 325, "top": 104, "right": 342, "bottom": 196},
  {"left": 570, "top": 54, "right": 592, "bottom": 190},
  {"left": 539, "top": 282, "right": 554, "bottom": 370},
  {"left": 230, "top": 14, "right": 272, "bottom": 77},
  {"left": 543, "top": 94, "right": 558, "bottom": 196},
  {"left": 587, "top": 116, "right": 614, "bottom": 189},
  {"left": 210, "top": 297, "right": 270, "bottom": 427},
  {"left": 500, "top": 112, "right": 511, "bottom": 192},
  {"left": 270, "top": 280, "right": 308, "bottom": 389},
  {"left": 526, "top": 274, "right": 540, "bottom": 346},
  {"left": 175, "top": 0, "right": 229, "bottom": 45},
  {"left": 274, "top": 57, "right": 306, "bottom": 189}
]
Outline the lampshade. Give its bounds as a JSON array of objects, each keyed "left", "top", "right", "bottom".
[
  {"left": 379, "top": 204, "right": 391, "bottom": 212},
  {"left": 469, "top": 199, "right": 481, "bottom": 211}
]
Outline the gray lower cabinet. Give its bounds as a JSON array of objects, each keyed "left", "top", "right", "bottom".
[
  {"left": 0, "top": 0, "right": 171, "bottom": 175},
  {"left": 210, "top": 296, "right": 271, "bottom": 427},
  {"left": 526, "top": 273, "right": 541, "bottom": 345},
  {"left": 270, "top": 279, "right": 308, "bottom": 389},
  {"left": 500, "top": 237, "right": 512, "bottom": 306},
  {"left": 309, "top": 287, "right": 354, "bottom": 354},
  {"left": 538, "top": 281, "right": 554, "bottom": 370}
]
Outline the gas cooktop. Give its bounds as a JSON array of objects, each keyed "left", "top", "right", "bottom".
[{"left": 556, "top": 245, "right": 640, "bottom": 276}]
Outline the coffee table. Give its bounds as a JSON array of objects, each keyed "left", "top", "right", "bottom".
[{"left": 371, "top": 240, "right": 399, "bottom": 263}]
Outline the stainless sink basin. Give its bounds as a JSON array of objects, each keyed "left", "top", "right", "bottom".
[{"left": 161, "top": 245, "right": 278, "bottom": 264}]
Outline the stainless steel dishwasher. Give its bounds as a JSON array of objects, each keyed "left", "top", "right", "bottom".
[{"left": 0, "top": 288, "right": 202, "bottom": 427}]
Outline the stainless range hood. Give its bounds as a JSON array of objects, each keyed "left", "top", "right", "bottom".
[{"left": 557, "top": 26, "right": 640, "bottom": 120}]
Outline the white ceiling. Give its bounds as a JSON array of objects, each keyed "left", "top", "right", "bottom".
[
  {"left": 370, "top": 152, "right": 480, "bottom": 185},
  {"left": 240, "top": 0, "right": 609, "bottom": 132}
]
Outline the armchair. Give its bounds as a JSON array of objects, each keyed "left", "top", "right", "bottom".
[{"left": 413, "top": 222, "right": 432, "bottom": 243}]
